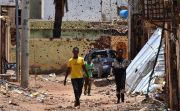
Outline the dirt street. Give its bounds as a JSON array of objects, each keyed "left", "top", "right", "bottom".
[{"left": 0, "top": 75, "right": 166, "bottom": 111}]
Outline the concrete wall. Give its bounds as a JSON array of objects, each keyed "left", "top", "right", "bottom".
[
  {"left": 0, "top": 0, "right": 21, "bottom": 5},
  {"left": 28, "top": 36, "right": 128, "bottom": 74},
  {"left": 31, "top": 0, "right": 118, "bottom": 21},
  {"left": 29, "top": 39, "right": 95, "bottom": 74},
  {"left": 111, "top": 36, "right": 128, "bottom": 59},
  {"left": 0, "top": 0, "right": 119, "bottom": 21},
  {"left": 1, "top": 0, "right": 128, "bottom": 74},
  {"left": 30, "top": 29, "right": 101, "bottom": 39},
  {"left": 30, "top": 0, "right": 42, "bottom": 19},
  {"left": 101, "top": 0, "right": 118, "bottom": 20}
]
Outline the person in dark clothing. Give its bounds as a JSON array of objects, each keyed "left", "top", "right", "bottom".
[{"left": 109, "top": 48, "right": 128, "bottom": 103}]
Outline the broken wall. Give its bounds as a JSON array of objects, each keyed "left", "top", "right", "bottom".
[
  {"left": 101, "top": 0, "right": 117, "bottom": 20},
  {"left": 28, "top": 39, "right": 95, "bottom": 74},
  {"left": 30, "top": 29, "right": 100, "bottom": 39},
  {"left": 111, "top": 36, "right": 128, "bottom": 59},
  {"left": 27, "top": 20, "right": 128, "bottom": 74},
  {"left": 30, "top": 0, "right": 120, "bottom": 21},
  {"left": 38, "top": 0, "right": 102, "bottom": 21},
  {"left": 27, "top": 36, "right": 128, "bottom": 74},
  {"left": 2, "top": 0, "right": 129, "bottom": 74},
  {"left": 29, "top": 0, "right": 42, "bottom": 19},
  {"left": 0, "top": 0, "right": 21, "bottom": 6}
]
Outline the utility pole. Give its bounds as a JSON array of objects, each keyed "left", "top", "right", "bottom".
[
  {"left": 21, "top": 0, "right": 29, "bottom": 88},
  {"left": 15, "top": 0, "right": 20, "bottom": 83}
]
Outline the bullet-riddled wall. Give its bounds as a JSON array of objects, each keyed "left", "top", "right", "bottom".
[
  {"left": 111, "top": 36, "right": 128, "bottom": 59},
  {"left": 7, "top": 20, "right": 129, "bottom": 74},
  {"left": 28, "top": 21, "right": 128, "bottom": 74},
  {"left": 29, "top": 39, "right": 95, "bottom": 74},
  {"left": 29, "top": 0, "right": 118, "bottom": 21},
  {"left": 28, "top": 37, "right": 128, "bottom": 74}
]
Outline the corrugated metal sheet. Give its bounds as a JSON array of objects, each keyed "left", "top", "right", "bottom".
[{"left": 126, "top": 28, "right": 165, "bottom": 94}]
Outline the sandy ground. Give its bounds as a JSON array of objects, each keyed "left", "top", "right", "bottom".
[{"left": 0, "top": 74, "right": 166, "bottom": 111}]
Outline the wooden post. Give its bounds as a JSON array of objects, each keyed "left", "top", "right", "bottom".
[
  {"left": 164, "top": 23, "right": 169, "bottom": 91},
  {"left": 168, "top": 23, "right": 179, "bottom": 110},
  {"left": 141, "top": 30, "right": 145, "bottom": 48},
  {"left": 177, "top": 25, "right": 180, "bottom": 92},
  {"left": 167, "top": 23, "right": 172, "bottom": 109},
  {"left": 177, "top": 25, "right": 180, "bottom": 91},
  {"left": 21, "top": 0, "right": 29, "bottom": 88},
  {"left": 128, "top": 1, "right": 131, "bottom": 61},
  {"left": 16, "top": 0, "right": 20, "bottom": 83},
  {"left": 0, "top": 5, "right": 2, "bottom": 74},
  {"left": 169, "top": 1, "right": 179, "bottom": 109}
]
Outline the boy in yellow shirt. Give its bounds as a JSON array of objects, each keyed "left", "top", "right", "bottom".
[{"left": 64, "top": 47, "right": 90, "bottom": 109}]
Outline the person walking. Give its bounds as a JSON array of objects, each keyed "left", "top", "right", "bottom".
[
  {"left": 109, "top": 48, "right": 128, "bottom": 103},
  {"left": 64, "top": 47, "right": 90, "bottom": 109},
  {"left": 84, "top": 56, "right": 94, "bottom": 96}
]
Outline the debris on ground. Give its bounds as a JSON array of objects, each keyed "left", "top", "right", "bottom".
[{"left": 0, "top": 75, "right": 168, "bottom": 110}]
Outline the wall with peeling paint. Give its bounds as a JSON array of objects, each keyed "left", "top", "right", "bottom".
[
  {"left": 1, "top": 0, "right": 128, "bottom": 74},
  {"left": 29, "top": 39, "right": 95, "bottom": 74},
  {"left": 0, "top": 0, "right": 21, "bottom": 6},
  {"left": 30, "top": 29, "right": 101, "bottom": 39},
  {"left": 28, "top": 36, "right": 129, "bottom": 74},
  {"left": 31, "top": 0, "right": 118, "bottom": 21},
  {"left": 111, "top": 36, "right": 128, "bottom": 58},
  {"left": 28, "top": 20, "right": 128, "bottom": 74},
  {"left": 102, "top": 0, "right": 118, "bottom": 20}
]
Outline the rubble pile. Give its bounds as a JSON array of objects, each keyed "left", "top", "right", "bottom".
[
  {"left": 139, "top": 99, "right": 168, "bottom": 111},
  {"left": 0, "top": 75, "right": 168, "bottom": 111}
]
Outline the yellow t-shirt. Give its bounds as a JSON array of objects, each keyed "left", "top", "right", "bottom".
[{"left": 68, "top": 57, "right": 85, "bottom": 79}]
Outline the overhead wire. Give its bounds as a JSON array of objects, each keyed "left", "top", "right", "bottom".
[
  {"left": 145, "top": 2, "right": 169, "bottom": 111},
  {"left": 146, "top": 2, "right": 167, "bottom": 98}
]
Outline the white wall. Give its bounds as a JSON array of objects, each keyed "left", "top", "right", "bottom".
[
  {"left": 102, "top": 0, "right": 117, "bottom": 20},
  {"left": 44, "top": 0, "right": 117, "bottom": 21},
  {"left": 43, "top": 0, "right": 55, "bottom": 21},
  {"left": 44, "top": 0, "right": 102, "bottom": 21},
  {"left": 0, "top": 0, "right": 21, "bottom": 6},
  {"left": 0, "top": 0, "right": 118, "bottom": 21}
]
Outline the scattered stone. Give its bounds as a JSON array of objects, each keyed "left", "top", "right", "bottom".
[
  {"left": 95, "top": 102, "right": 100, "bottom": 106},
  {"left": 0, "top": 104, "right": 3, "bottom": 108},
  {"left": 126, "top": 101, "right": 130, "bottom": 103},
  {"left": 102, "top": 101, "right": 108, "bottom": 105},
  {"left": 44, "top": 108, "right": 51, "bottom": 111},
  {"left": 149, "top": 100, "right": 155, "bottom": 104},
  {"left": 106, "top": 90, "right": 110, "bottom": 95},
  {"left": 50, "top": 96, "right": 53, "bottom": 99},
  {"left": 9, "top": 99, "right": 19, "bottom": 106},
  {"left": 66, "top": 106, "right": 73, "bottom": 109},
  {"left": 58, "top": 106, "right": 62, "bottom": 108},
  {"left": 89, "top": 104, "right": 93, "bottom": 107},
  {"left": 139, "top": 107, "right": 147, "bottom": 111}
]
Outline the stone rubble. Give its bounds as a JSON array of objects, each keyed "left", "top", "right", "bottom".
[{"left": 0, "top": 75, "right": 169, "bottom": 111}]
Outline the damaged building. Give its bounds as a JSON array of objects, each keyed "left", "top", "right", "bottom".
[
  {"left": 127, "top": 0, "right": 180, "bottom": 110},
  {"left": 0, "top": 0, "right": 129, "bottom": 74},
  {"left": 0, "top": 0, "right": 180, "bottom": 110}
]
